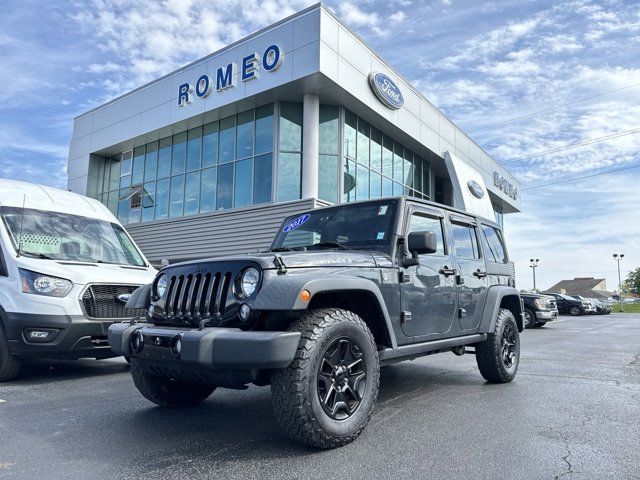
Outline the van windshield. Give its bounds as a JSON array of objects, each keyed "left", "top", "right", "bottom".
[{"left": 1, "top": 208, "right": 146, "bottom": 267}]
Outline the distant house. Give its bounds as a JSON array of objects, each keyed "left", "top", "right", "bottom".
[{"left": 545, "top": 277, "right": 614, "bottom": 299}]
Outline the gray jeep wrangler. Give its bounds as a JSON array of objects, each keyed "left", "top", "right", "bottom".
[{"left": 109, "top": 197, "right": 523, "bottom": 448}]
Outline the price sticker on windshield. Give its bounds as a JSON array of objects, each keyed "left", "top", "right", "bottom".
[{"left": 283, "top": 214, "right": 310, "bottom": 233}]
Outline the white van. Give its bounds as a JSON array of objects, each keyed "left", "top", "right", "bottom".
[{"left": 0, "top": 178, "right": 156, "bottom": 381}]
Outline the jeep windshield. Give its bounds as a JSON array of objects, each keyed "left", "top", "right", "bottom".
[
  {"left": 1, "top": 207, "right": 146, "bottom": 266},
  {"left": 270, "top": 200, "right": 398, "bottom": 253}
]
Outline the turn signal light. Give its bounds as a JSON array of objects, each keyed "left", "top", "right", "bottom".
[{"left": 300, "top": 290, "right": 311, "bottom": 302}]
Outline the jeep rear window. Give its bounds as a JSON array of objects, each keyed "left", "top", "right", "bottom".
[
  {"left": 481, "top": 226, "right": 508, "bottom": 264},
  {"left": 271, "top": 201, "right": 398, "bottom": 253}
]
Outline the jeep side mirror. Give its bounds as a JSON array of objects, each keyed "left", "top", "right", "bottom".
[{"left": 407, "top": 231, "right": 437, "bottom": 255}]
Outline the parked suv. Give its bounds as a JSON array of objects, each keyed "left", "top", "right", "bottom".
[
  {"left": 109, "top": 197, "right": 524, "bottom": 448},
  {"left": 521, "top": 292, "right": 558, "bottom": 328},
  {"left": 544, "top": 293, "right": 589, "bottom": 316}
]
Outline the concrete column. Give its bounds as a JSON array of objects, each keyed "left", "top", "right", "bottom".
[{"left": 301, "top": 94, "right": 319, "bottom": 199}]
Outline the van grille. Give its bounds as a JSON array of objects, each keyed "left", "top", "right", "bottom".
[
  {"left": 164, "top": 272, "right": 233, "bottom": 321},
  {"left": 82, "top": 284, "right": 145, "bottom": 319}
]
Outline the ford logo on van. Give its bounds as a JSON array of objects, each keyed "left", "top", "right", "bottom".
[
  {"left": 368, "top": 72, "right": 404, "bottom": 110},
  {"left": 116, "top": 293, "right": 131, "bottom": 305},
  {"left": 467, "top": 180, "right": 485, "bottom": 199}
]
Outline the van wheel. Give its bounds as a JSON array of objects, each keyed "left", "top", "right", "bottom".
[
  {"left": 0, "top": 325, "right": 21, "bottom": 382},
  {"left": 130, "top": 359, "right": 215, "bottom": 408},
  {"left": 271, "top": 308, "right": 379, "bottom": 449},
  {"left": 475, "top": 309, "right": 520, "bottom": 383}
]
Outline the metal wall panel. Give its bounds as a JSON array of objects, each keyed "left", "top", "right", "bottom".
[{"left": 126, "top": 198, "right": 331, "bottom": 264}]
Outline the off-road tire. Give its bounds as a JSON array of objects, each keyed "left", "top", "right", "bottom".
[
  {"left": 0, "top": 324, "right": 21, "bottom": 382},
  {"left": 523, "top": 308, "right": 537, "bottom": 329},
  {"left": 569, "top": 305, "right": 582, "bottom": 316},
  {"left": 130, "top": 359, "right": 215, "bottom": 408},
  {"left": 271, "top": 308, "right": 379, "bottom": 449},
  {"left": 475, "top": 308, "right": 520, "bottom": 383}
]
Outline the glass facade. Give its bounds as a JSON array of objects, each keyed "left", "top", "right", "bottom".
[{"left": 95, "top": 103, "right": 433, "bottom": 225}]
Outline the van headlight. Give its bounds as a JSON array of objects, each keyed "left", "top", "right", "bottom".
[
  {"left": 155, "top": 273, "right": 168, "bottom": 298},
  {"left": 19, "top": 269, "right": 73, "bottom": 297},
  {"left": 239, "top": 267, "right": 260, "bottom": 297}
]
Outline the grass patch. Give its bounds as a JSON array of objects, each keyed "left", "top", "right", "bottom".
[{"left": 612, "top": 303, "right": 640, "bottom": 314}]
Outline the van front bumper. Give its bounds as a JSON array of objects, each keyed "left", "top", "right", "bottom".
[
  {"left": 3, "top": 312, "right": 122, "bottom": 359},
  {"left": 108, "top": 323, "right": 300, "bottom": 371}
]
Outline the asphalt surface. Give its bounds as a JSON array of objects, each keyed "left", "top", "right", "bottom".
[{"left": 1, "top": 314, "right": 639, "bottom": 480}]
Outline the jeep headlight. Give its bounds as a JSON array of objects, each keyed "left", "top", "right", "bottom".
[
  {"left": 156, "top": 273, "right": 168, "bottom": 298},
  {"left": 239, "top": 267, "right": 260, "bottom": 297},
  {"left": 19, "top": 269, "right": 73, "bottom": 297}
]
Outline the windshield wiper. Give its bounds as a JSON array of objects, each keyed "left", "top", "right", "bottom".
[
  {"left": 18, "top": 250, "right": 55, "bottom": 260},
  {"left": 306, "top": 241, "right": 350, "bottom": 250},
  {"left": 270, "top": 247, "right": 295, "bottom": 252}
]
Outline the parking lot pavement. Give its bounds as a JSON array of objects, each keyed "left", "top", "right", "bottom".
[{"left": 1, "top": 315, "right": 639, "bottom": 480}]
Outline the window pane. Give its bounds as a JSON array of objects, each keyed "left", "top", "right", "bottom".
[
  {"left": 343, "top": 159, "right": 356, "bottom": 202},
  {"left": 393, "top": 142, "right": 403, "bottom": 184},
  {"left": 141, "top": 181, "right": 155, "bottom": 222},
  {"left": 255, "top": 104, "right": 274, "bottom": 155},
  {"left": 254, "top": 153, "right": 273, "bottom": 204},
  {"left": 413, "top": 157, "right": 423, "bottom": 193},
  {"left": 155, "top": 178, "right": 169, "bottom": 219},
  {"left": 483, "top": 226, "right": 507, "bottom": 263},
  {"left": 382, "top": 176, "right": 393, "bottom": 197},
  {"left": 236, "top": 110, "right": 254, "bottom": 159},
  {"left": 393, "top": 181, "right": 403, "bottom": 195},
  {"left": 409, "top": 214, "right": 445, "bottom": 256},
  {"left": 106, "top": 190, "right": 118, "bottom": 215},
  {"left": 144, "top": 142, "right": 158, "bottom": 182},
  {"left": 200, "top": 167, "right": 217, "bottom": 213},
  {"left": 356, "top": 118, "right": 370, "bottom": 166},
  {"left": 356, "top": 166, "right": 369, "bottom": 200},
  {"left": 158, "top": 137, "right": 172, "bottom": 178},
  {"left": 169, "top": 175, "right": 184, "bottom": 217},
  {"left": 422, "top": 165, "right": 430, "bottom": 199},
  {"left": 404, "top": 149, "right": 413, "bottom": 186},
  {"left": 132, "top": 146, "right": 145, "bottom": 185},
  {"left": 216, "top": 163, "right": 234, "bottom": 210},
  {"left": 279, "top": 102, "right": 302, "bottom": 152},
  {"left": 186, "top": 127, "right": 202, "bottom": 171},
  {"left": 318, "top": 154, "right": 338, "bottom": 203},
  {"left": 184, "top": 171, "right": 200, "bottom": 215},
  {"left": 451, "top": 223, "right": 479, "bottom": 259},
  {"left": 121, "top": 151, "right": 132, "bottom": 176},
  {"left": 370, "top": 172, "right": 382, "bottom": 198},
  {"left": 202, "top": 122, "right": 219, "bottom": 167},
  {"left": 108, "top": 154, "right": 121, "bottom": 191},
  {"left": 219, "top": 116, "right": 235, "bottom": 163},
  {"left": 319, "top": 105, "right": 339, "bottom": 155},
  {"left": 119, "top": 174, "right": 131, "bottom": 188},
  {"left": 277, "top": 152, "right": 301, "bottom": 201},
  {"left": 344, "top": 110, "right": 356, "bottom": 159},
  {"left": 171, "top": 132, "right": 187, "bottom": 175},
  {"left": 370, "top": 127, "right": 382, "bottom": 172},
  {"left": 234, "top": 158, "right": 253, "bottom": 207},
  {"left": 117, "top": 188, "right": 130, "bottom": 224},
  {"left": 382, "top": 135, "right": 393, "bottom": 178}
]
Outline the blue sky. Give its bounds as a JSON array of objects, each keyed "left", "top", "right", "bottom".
[{"left": 1, "top": 0, "right": 639, "bottom": 291}]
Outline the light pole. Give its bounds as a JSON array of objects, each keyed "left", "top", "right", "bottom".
[
  {"left": 613, "top": 253, "right": 625, "bottom": 312},
  {"left": 529, "top": 258, "right": 539, "bottom": 291}
]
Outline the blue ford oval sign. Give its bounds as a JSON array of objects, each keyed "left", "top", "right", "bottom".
[
  {"left": 369, "top": 72, "right": 404, "bottom": 110},
  {"left": 467, "top": 180, "right": 485, "bottom": 199},
  {"left": 283, "top": 214, "right": 310, "bottom": 233}
]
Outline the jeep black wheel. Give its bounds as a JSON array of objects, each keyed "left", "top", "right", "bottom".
[
  {"left": 569, "top": 305, "right": 582, "bottom": 316},
  {"left": 475, "top": 308, "right": 520, "bottom": 383},
  {"left": 523, "top": 308, "right": 537, "bottom": 329},
  {"left": 271, "top": 308, "right": 379, "bottom": 449},
  {"left": 0, "top": 324, "right": 21, "bottom": 382},
  {"left": 130, "top": 359, "right": 215, "bottom": 408}
]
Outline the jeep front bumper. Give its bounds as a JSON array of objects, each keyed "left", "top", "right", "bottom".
[{"left": 108, "top": 323, "right": 300, "bottom": 370}]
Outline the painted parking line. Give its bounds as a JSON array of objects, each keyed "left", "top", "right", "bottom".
[{"left": 0, "top": 399, "right": 6, "bottom": 403}]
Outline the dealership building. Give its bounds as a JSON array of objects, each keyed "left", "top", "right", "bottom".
[{"left": 67, "top": 3, "right": 521, "bottom": 264}]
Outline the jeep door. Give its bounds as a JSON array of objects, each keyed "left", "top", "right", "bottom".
[
  {"left": 449, "top": 215, "right": 488, "bottom": 331},
  {"left": 400, "top": 206, "right": 457, "bottom": 338}
]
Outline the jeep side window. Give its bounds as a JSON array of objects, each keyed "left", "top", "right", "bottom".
[
  {"left": 481, "top": 226, "right": 508, "bottom": 264},
  {"left": 408, "top": 213, "right": 446, "bottom": 256},
  {"left": 451, "top": 223, "right": 480, "bottom": 260}
]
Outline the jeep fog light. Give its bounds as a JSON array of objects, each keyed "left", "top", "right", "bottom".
[
  {"left": 131, "top": 330, "right": 144, "bottom": 353},
  {"left": 239, "top": 303, "right": 251, "bottom": 321},
  {"left": 170, "top": 336, "right": 182, "bottom": 357}
]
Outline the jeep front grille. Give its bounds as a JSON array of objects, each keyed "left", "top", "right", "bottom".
[
  {"left": 164, "top": 272, "right": 233, "bottom": 320},
  {"left": 82, "top": 284, "right": 146, "bottom": 319}
]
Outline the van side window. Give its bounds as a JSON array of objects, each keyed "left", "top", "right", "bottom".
[
  {"left": 408, "top": 213, "right": 446, "bottom": 256},
  {"left": 0, "top": 246, "right": 7, "bottom": 277},
  {"left": 451, "top": 223, "right": 480, "bottom": 260},
  {"left": 482, "top": 226, "right": 508, "bottom": 264}
]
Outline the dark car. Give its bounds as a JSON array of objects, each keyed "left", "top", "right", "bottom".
[
  {"left": 544, "top": 292, "right": 589, "bottom": 316},
  {"left": 109, "top": 197, "right": 524, "bottom": 449},
  {"left": 521, "top": 292, "right": 558, "bottom": 328}
]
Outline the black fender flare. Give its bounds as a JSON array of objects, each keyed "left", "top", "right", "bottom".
[
  {"left": 478, "top": 286, "right": 524, "bottom": 333},
  {"left": 252, "top": 275, "right": 397, "bottom": 348}
]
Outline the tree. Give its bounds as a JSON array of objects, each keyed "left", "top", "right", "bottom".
[{"left": 623, "top": 267, "right": 640, "bottom": 296}]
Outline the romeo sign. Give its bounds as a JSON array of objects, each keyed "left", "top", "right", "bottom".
[{"left": 177, "top": 44, "right": 282, "bottom": 107}]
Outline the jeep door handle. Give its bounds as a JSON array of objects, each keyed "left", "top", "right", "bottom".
[
  {"left": 439, "top": 267, "right": 457, "bottom": 277},
  {"left": 473, "top": 269, "right": 488, "bottom": 278}
]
